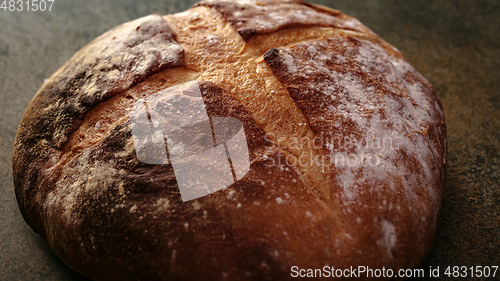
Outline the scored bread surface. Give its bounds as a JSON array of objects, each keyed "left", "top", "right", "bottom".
[{"left": 13, "top": 1, "right": 446, "bottom": 280}]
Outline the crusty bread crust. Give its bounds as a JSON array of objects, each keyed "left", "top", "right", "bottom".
[{"left": 13, "top": 1, "right": 446, "bottom": 280}]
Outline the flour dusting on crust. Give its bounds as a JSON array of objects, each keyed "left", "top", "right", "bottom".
[{"left": 196, "top": 0, "right": 366, "bottom": 40}]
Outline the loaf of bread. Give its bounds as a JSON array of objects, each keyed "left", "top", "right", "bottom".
[{"left": 13, "top": 0, "right": 447, "bottom": 280}]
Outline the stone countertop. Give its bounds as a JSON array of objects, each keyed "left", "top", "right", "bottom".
[{"left": 0, "top": 0, "right": 498, "bottom": 280}]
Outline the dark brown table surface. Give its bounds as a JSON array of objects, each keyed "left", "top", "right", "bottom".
[{"left": 1, "top": 0, "right": 498, "bottom": 280}]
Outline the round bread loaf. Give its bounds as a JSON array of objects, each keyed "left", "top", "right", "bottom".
[{"left": 13, "top": 0, "right": 447, "bottom": 280}]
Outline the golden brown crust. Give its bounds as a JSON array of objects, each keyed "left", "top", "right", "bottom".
[{"left": 13, "top": 1, "right": 446, "bottom": 280}]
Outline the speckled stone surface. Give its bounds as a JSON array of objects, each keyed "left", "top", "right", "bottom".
[{"left": 0, "top": 0, "right": 498, "bottom": 280}]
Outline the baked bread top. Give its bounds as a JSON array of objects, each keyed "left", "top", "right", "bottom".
[{"left": 13, "top": 1, "right": 446, "bottom": 280}]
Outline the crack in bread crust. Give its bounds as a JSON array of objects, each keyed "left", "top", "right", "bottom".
[
  {"left": 164, "top": 6, "right": 345, "bottom": 207},
  {"left": 194, "top": 0, "right": 368, "bottom": 40},
  {"left": 58, "top": 67, "right": 200, "bottom": 169}
]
